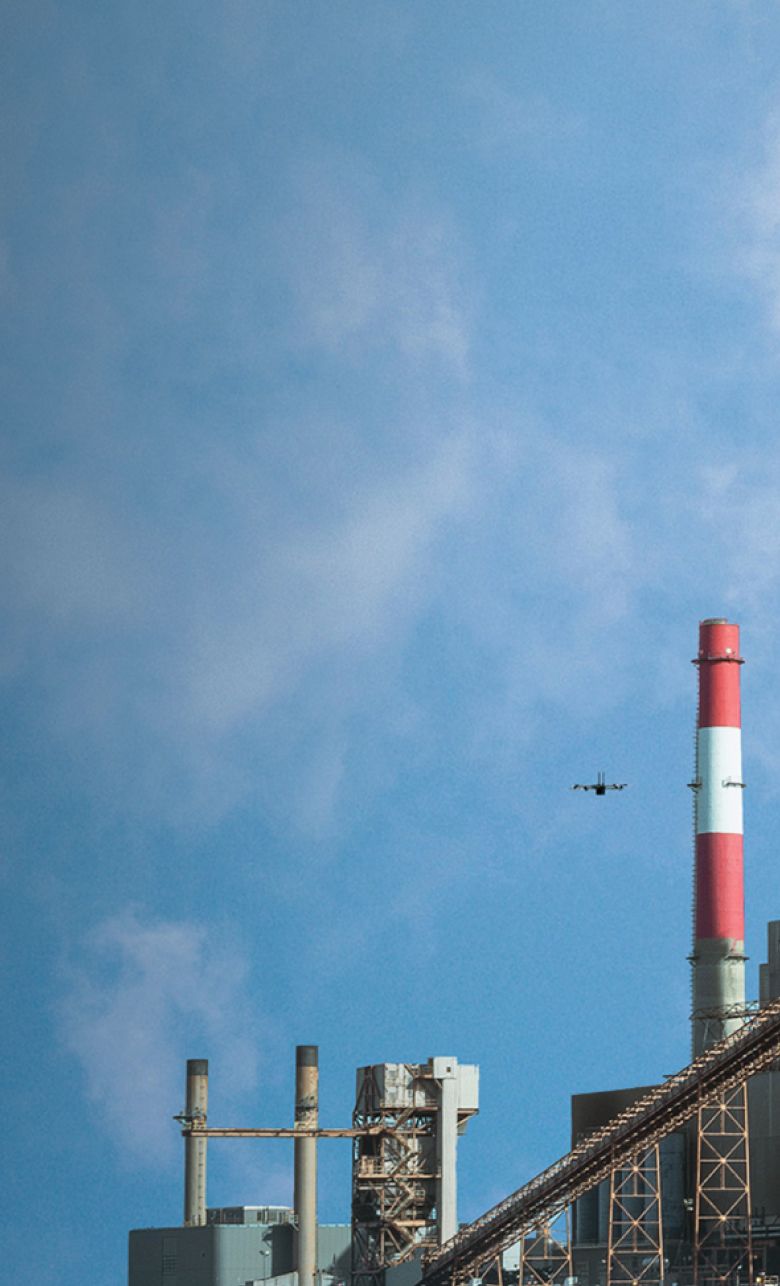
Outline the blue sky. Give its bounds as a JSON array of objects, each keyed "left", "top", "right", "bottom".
[{"left": 5, "top": 2, "right": 780, "bottom": 1281}]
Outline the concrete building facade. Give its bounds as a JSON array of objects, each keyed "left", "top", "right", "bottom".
[{"left": 128, "top": 1208, "right": 350, "bottom": 1286}]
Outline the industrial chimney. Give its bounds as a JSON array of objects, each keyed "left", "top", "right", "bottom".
[
  {"left": 294, "top": 1045, "right": 318, "bottom": 1286},
  {"left": 183, "top": 1058, "right": 208, "bottom": 1226},
  {"left": 691, "top": 618, "right": 746, "bottom": 1055}
]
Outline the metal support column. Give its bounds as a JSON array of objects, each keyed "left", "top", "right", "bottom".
[
  {"left": 519, "top": 1209, "right": 572, "bottom": 1286},
  {"left": 694, "top": 1084, "right": 753, "bottom": 1286},
  {"left": 607, "top": 1146, "right": 664, "bottom": 1286}
]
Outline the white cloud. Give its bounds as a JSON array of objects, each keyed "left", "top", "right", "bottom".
[
  {"left": 683, "top": 457, "right": 780, "bottom": 789},
  {"left": 738, "top": 113, "right": 780, "bottom": 334},
  {"left": 280, "top": 160, "right": 471, "bottom": 374},
  {"left": 1, "top": 407, "right": 657, "bottom": 834},
  {"left": 695, "top": 459, "right": 780, "bottom": 612},
  {"left": 442, "top": 429, "right": 641, "bottom": 713},
  {"left": 175, "top": 428, "right": 472, "bottom": 733},
  {"left": 1, "top": 142, "right": 477, "bottom": 834},
  {"left": 59, "top": 910, "right": 262, "bottom": 1165},
  {"left": 0, "top": 130, "right": 692, "bottom": 839},
  {"left": 529, "top": 441, "right": 637, "bottom": 621},
  {"left": 0, "top": 401, "right": 468, "bottom": 717},
  {"left": 461, "top": 72, "right": 584, "bottom": 157}
]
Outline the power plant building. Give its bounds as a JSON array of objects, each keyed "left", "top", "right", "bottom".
[
  {"left": 130, "top": 617, "right": 780, "bottom": 1286},
  {"left": 129, "top": 1208, "right": 350, "bottom": 1286},
  {"left": 129, "top": 1056, "right": 478, "bottom": 1286}
]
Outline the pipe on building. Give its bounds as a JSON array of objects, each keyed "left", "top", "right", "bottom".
[
  {"left": 294, "top": 1045, "right": 318, "bottom": 1286},
  {"left": 691, "top": 618, "right": 746, "bottom": 1056},
  {"left": 184, "top": 1059, "right": 209, "bottom": 1226}
]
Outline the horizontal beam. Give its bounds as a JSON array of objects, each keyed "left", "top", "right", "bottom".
[{"left": 180, "top": 1126, "right": 382, "bottom": 1138}]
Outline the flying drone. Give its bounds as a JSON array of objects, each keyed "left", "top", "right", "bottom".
[{"left": 572, "top": 771, "right": 628, "bottom": 796}]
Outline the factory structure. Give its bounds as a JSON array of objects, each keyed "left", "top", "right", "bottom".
[
  {"left": 129, "top": 619, "right": 780, "bottom": 1286},
  {"left": 130, "top": 1052, "right": 479, "bottom": 1286}
]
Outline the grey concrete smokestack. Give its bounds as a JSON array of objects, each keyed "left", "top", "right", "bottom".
[
  {"left": 184, "top": 1058, "right": 208, "bottom": 1226},
  {"left": 294, "top": 1045, "right": 318, "bottom": 1286}
]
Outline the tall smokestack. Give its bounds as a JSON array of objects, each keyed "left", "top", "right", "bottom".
[
  {"left": 691, "top": 618, "right": 746, "bottom": 1056},
  {"left": 183, "top": 1059, "right": 208, "bottom": 1226},
  {"left": 294, "top": 1045, "right": 318, "bottom": 1286}
]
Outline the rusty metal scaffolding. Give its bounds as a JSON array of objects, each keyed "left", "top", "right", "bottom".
[
  {"left": 419, "top": 997, "right": 780, "bottom": 1286},
  {"left": 352, "top": 1063, "right": 477, "bottom": 1286},
  {"left": 519, "top": 1210, "right": 572, "bottom": 1286},
  {"left": 694, "top": 1084, "right": 753, "bottom": 1286},
  {"left": 607, "top": 1146, "right": 664, "bottom": 1286}
]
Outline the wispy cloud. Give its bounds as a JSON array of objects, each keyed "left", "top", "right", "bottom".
[
  {"left": 1, "top": 405, "right": 657, "bottom": 835},
  {"left": 696, "top": 460, "right": 780, "bottom": 613},
  {"left": 1, "top": 138, "right": 480, "bottom": 831},
  {"left": 179, "top": 430, "right": 472, "bottom": 732},
  {"left": 0, "top": 132, "right": 697, "bottom": 840},
  {"left": 441, "top": 429, "right": 642, "bottom": 724},
  {"left": 279, "top": 159, "right": 471, "bottom": 374},
  {"left": 737, "top": 112, "right": 780, "bottom": 334},
  {"left": 683, "top": 455, "right": 780, "bottom": 789},
  {"left": 461, "top": 71, "right": 584, "bottom": 158},
  {"left": 59, "top": 910, "right": 262, "bottom": 1164},
  {"left": 2, "top": 414, "right": 476, "bottom": 831}
]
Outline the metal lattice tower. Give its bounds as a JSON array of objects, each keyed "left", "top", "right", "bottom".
[
  {"left": 519, "top": 1211, "right": 572, "bottom": 1286},
  {"left": 607, "top": 1146, "right": 664, "bottom": 1286},
  {"left": 694, "top": 1084, "right": 753, "bottom": 1286}
]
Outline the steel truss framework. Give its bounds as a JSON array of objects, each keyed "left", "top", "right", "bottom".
[
  {"left": 419, "top": 997, "right": 780, "bottom": 1286},
  {"left": 694, "top": 1084, "right": 753, "bottom": 1286},
  {"left": 352, "top": 1068, "right": 438, "bottom": 1286},
  {"left": 608, "top": 1146, "right": 664, "bottom": 1286},
  {"left": 352, "top": 1064, "right": 477, "bottom": 1286},
  {"left": 519, "top": 1210, "right": 572, "bottom": 1286}
]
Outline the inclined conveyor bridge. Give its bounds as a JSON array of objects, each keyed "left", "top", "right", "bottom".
[{"left": 420, "top": 997, "right": 780, "bottom": 1286}]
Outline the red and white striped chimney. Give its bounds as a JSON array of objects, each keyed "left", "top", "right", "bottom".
[{"left": 691, "top": 618, "right": 746, "bottom": 1056}]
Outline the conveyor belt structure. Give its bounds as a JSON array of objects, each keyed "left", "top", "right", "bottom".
[{"left": 420, "top": 997, "right": 780, "bottom": 1286}]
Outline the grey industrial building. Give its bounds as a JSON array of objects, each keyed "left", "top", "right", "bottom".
[{"left": 129, "top": 1208, "right": 350, "bottom": 1286}]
